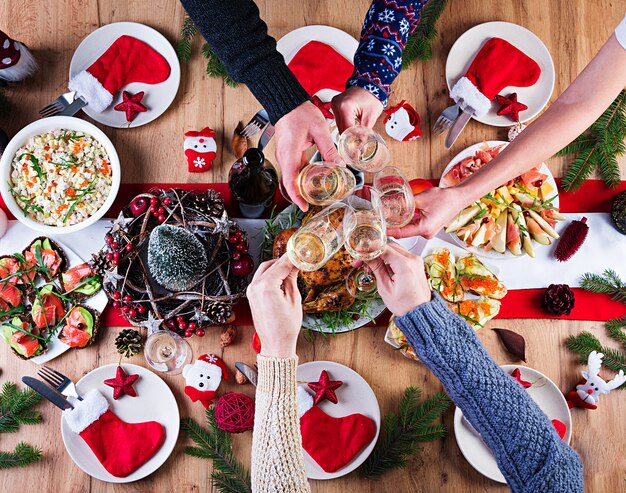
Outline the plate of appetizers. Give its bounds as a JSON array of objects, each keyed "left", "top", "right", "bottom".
[
  {"left": 0, "top": 235, "right": 105, "bottom": 363},
  {"left": 440, "top": 141, "right": 564, "bottom": 260}
]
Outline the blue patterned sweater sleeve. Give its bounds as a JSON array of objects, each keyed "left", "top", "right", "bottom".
[
  {"left": 348, "top": 0, "right": 427, "bottom": 107},
  {"left": 395, "top": 294, "right": 584, "bottom": 493}
]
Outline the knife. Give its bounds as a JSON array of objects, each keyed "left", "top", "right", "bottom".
[
  {"left": 235, "top": 362, "right": 258, "bottom": 387},
  {"left": 257, "top": 124, "right": 275, "bottom": 152},
  {"left": 58, "top": 95, "right": 88, "bottom": 116},
  {"left": 22, "top": 376, "right": 74, "bottom": 410},
  {"left": 444, "top": 107, "right": 473, "bottom": 149}
]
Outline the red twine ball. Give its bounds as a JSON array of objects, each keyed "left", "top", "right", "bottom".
[{"left": 214, "top": 392, "right": 255, "bottom": 433}]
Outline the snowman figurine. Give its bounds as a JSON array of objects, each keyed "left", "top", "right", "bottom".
[
  {"left": 184, "top": 127, "right": 217, "bottom": 173},
  {"left": 182, "top": 353, "right": 229, "bottom": 408},
  {"left": 384, "top": 100, "right": 422, "bottom": 142}
]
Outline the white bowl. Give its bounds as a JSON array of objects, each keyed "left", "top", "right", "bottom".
[{"left": 0, "top": 116, "right": 120, "bottom": 234}]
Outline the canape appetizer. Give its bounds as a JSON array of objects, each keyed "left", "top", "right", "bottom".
[
  {"left": 30, "top": 285, "right": 66, "bottom": 330},
  {"left": 23, "top": 237, "right": 68, "bottom": 281},
  {"left": 424, "top": 248, "right": 464, "bottom": 302},
  {"left": 2, "top": 316, "right": 47, "bottom": 359},
  {"left": 59, "top": 305, "right": 99, "bottom": 348},
  {"left": 61, "top": 263, "right": 102, "bottom": 300}
]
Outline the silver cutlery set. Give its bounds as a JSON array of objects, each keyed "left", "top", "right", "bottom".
[{"left": 22, "top": 365, "right": 83, "bottom": 411}]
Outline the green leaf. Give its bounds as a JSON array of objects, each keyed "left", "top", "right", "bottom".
[
  {"left": 0, "top": 382, "right": 43, "bottom": 433},
  {"left": 0, "top": 442, "right": 42, "bottom": 469},
  {"left": 402, "top": 0, "right": 448, "bottom": 68}
]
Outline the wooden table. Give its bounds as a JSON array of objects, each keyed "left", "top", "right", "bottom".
[{"left": 1, "top": 1, "right": 625, "bottom": 492}]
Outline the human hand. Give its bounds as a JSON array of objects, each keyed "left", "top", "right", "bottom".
[
  {"left": 364, "top": 243, "right": 431, "bottom": 316},
  {"left": 274, "top": 101, "right": 341, "bottom": 211},
  {"left": 387, "top": 187, "right": 466, "bottom": 240},
  {"left": 246, "top": 254, "right": 302, "bottom": 358},
  {"left": 331, "top": 86, "right": 384, "bottom": 133}
]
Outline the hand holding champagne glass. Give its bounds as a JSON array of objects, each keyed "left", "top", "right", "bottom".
[
  {"left": 374, "top": 166, "right": 416, "bottom": 228},
  {"left": 297, "top": 161, "right": 356, "bottom": 206},
  {"left": 337, "top": 125, "right": 390, "bottom": 173}
]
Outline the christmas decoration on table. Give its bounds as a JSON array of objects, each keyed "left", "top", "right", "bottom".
[
  {"left": 580, "top": 269, "right": 626, "bottom": 304},
  {"left": 69, "top": 35, "right": 171, "bottom": 113},
  {"left": 383, "top": 100, "right": 422, "bottom": 142},
  {"left": 564, "top": 351, "right": 626, "bottom": 410},
  {"left": 232, "top": 122, "right": 249, "bottom": 160},
  {"left": 493, "top": 328, "right": 526, "bottom": 362},
  {"left": 361, "top": 386, "right": 451, "bottom": 478},
  {"left": 220, "top": 325, "right": 236, "bottom": 348},
  {"left": 308, "top": 370, "right": 343, "bottom": 405},
  {"left": 184, "top": 127, "right": 217, "bottom": 173},
  {"left": 611, "top": 190, "right": 626, "bottom": 235},
  {"left": 551, "top": 419, "right": 566, "bottom": 439},
  {"left": 181, "top": 410, "right": 252, "bottom": 493},
  {"left": 104, "top": 365, "right": 139, "bottom": 400},
  {"left": 214, "top": 392, "right": 255, "bottom": 433},
  {"left": 182, "top": 353, "right": 229, "bottom": 409},
  {"left": 554, "top": 217, "right": 589, "bottom": 261},
  {"left": 98, "top": 188, "right": 250, "bottom": 338},
  {"left": 177, "top": 15, "right": 237, "bottom": 87},
  {"left": 297, "top": 385, "right": 376, "bottom": 473},
  {"left": 557, "top": 90, "right": 625, "bottom": 191},
  {"left": 495, "top": 93, "right": 528, "bottom": 122},
  {"left": 542, "top": 283, "right": 575, "bottom": 316},
  {"left": 450, "top": 38, "right": 541, "bottom": 117},
  {"left": 507, "top": 122, "right": 527, "bottom": 142},
  {"left": 63, "top": 389, "right": 165, "bottom": 478},
  {"left": 311, "top": 95, "right": 334, "bottom": 120},
  {"left": 234, "top": 368, "right": 248, "bottom": 385},
  {"left": 510, "top": 368, "right": 532, "bottom": 388},
  {"left": 0, "top": 381, "right": 43, "bottom": 469},
  {"left": 0, "top": 30, "right": 38, "bottom": 82},
  {"left": 401, "top": 0, "right": 448, "bottom": 67},
  {"left": 114, "top": 90, "right": 148, "bottom": 124},
  {"left": 251, "top": 330, "right": 262, "bottom": 354},
  {"left": 115, "top": 328, "right": 144, "bottom": 359}
]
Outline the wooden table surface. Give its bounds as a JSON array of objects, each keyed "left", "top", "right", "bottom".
[{"left": 1, "top": 1, "right": 625, "bottom": 492}]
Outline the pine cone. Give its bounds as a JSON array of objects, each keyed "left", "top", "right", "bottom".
[
  {"left": 190, "top": 190, "right": 225, "bottom": 218},
  {"left": 115, "top": 329, "right": 144, "bottom": 358},
  {"left": 89, "top": 250, "right": 114, "bottom": 276},
  {"left": 207, "top": 301, "right": 232, "bottom": 324},
  {"left": 542, "top": 284, "right": 575, "bottom": 315}
]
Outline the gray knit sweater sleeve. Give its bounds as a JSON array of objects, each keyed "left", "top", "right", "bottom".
[
  {"left": 180, "top": 0, "right": 311, "bottom": 124},
  {"left": 395, "top": 294, "right": 584, "bottom": 493}
]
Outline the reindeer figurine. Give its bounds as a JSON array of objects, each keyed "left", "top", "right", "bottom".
[{"left": 565, "top": 351, "right": 626, "bottom": 410}]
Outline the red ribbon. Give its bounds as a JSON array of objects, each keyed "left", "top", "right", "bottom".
[{"left": 312, "top": 95, "right": 334, "bottom": 120}]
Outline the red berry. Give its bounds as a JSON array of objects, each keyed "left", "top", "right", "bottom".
[
  {"left": 113, "top": 259, "right": 119, "bottom": 266},
  {"left": 112, "top": 301, "right": 121, "bottom": 308},
  {"left": 179, "top": 321, "right": 187, "bottom": 330},
  {"left": 235, "top": 230, "right": 243, "bottom": 238},
  {"left": 123, "top": 295, "right": 132, "bottom": 303},
  {"left": 112, "top": 241, "right": 119, "bottom": 249},
  {"left": 176, "top": 316, "right": 184, "bottom": 322},
  {"left": 149, "top": 205, "right": 157, "bottom": 214},
  {"left": 128, "top": 308, "right": 137, "bottom": 318},
  {"left": 232, "top": 254, "right": 254, "bottom": 277},
  {"left": 184, "top": 329, "right": 193, "bottom": 338},
  {"left": 150, "top": 197, "right": 158, "bottom": 205},
  {"left": 112, "top": 291, "right": 122, "bottom": 300},
  {"left": 241, "top": 247, "right": 248, "bottom": 254},
  {"left": 232, "top": 251, "right": 241, "bottom": 260},
  {"left": 157, "top": 207, "right": 165, "bottom": 214},
  {"left": 188, "top": 322, "right": 197, "bottom": 330},
  {"left": 106, "top": 252, "right": 114, "bottom": 261},
  {"left": 137, "top": 305, "right": 146, "bottom": 314},
  {"left": 130, "top": 197, "right": 149, "bottom": 216},
  {"left": 122, "top": 305, "right": 130, "bottom": 313},
  {"left": 158, "top": 214, "right": 166, "bottom": 223},
  {"left": 163, "top": 198, "right": 171, "bottom": 206},
  {"left": 166, "top": 319, "right": 176, "bottom": 329},
  {"left": 105, "top": 235, "right": 113, "bottom": 244},
  {"left": 235, "top": 243, "right": 244, "bottom": 251},
  {"left": 125, "top": 243, "right": 134, "bottom": 252},
  {"left": 113, "top": 251, "right": 120, "bottom": 260},
  {"left": 228, "top": 235, "right": 238, "bottom": 244},
  {"left": 196, "top": 329, "right": 205, "bottom": 337}
]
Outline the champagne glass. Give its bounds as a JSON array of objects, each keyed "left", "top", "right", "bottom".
[
  {"left": 374, "top": 166, "right": 416, "bottom": 229},
  {"left": 344, "top": 187, "right": 387, "bottom": 299},
  {"left": 297, "top": 161, "right": 357, "bottom": 206},
  {"left": 337, "top": 125, "right": 390, "bottom": 173},
  {"left": 144, "top": 329, "right": 192, "bottom": 374},
  {"left": 287, "top": 202, "right": 355, "bottom": 272}
]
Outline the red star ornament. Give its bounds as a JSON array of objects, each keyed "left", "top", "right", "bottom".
[
  {"left": 104, "top": 365, "right": 139, "bottom": 399},
  {"left": 510, "top": 368, "right": 532, "bottom": 388},
  {"left": 308, "top": 370, "right": 343, "bottom": 405},
  {"left": 114, "top": 91, "right": 148, "bottom": 123},
  {"left": 495, "top": 93, "right": 528, "bottom": 122}
]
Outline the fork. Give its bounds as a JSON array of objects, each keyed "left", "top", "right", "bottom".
[
  {"left": 39, "top": 92, "right": 77, "bottom": 118},
  {"left": 37, "top": 365, "right": 82, "bottom": 401},
  {"left": 433, "top": 102, "right": 460, "bottom": 135},
  {"left": 240, "top": 109, "right": 269, "bottom": 139}
]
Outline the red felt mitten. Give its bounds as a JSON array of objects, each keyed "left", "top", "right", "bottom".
[
  {"left": 287, "top": 41, "right": 354, "bottom": 96},
  {"left": 63, "top": 390, "right": 165, "bottom": 477},
  {"left": 450, "top": 37, "right": 541, "bottom": 116},
  {"left": 69, "top": 35, "right": 171, "bottom": 112}
]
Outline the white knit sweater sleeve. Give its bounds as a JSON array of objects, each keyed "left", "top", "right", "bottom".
[{"left": 251, "top": 355, "right": 310, "bottom": 493}]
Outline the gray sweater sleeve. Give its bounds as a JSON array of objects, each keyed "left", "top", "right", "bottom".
[
  {"left": 180, "top": 0, "right": 310, "bottom": 124},
  {"left": 395, "top": 294, "right": 584, "bottom": 493}
]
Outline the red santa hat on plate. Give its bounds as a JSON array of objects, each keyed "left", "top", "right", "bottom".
[
  {"left": 0, "top": 30, "right": 38, "bottom": 82},
  {"left": 69, "top": 35, "right": 171, "bottom": 113},
  {"left": 449, "top": 37, "right": 541, "bottom": 116}
]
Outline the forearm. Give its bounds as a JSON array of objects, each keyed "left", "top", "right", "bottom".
[
  {"left": 455, "top": 34, "right": 626, "bottom": 207},
  {"left": 251, "top": 355, "right": 310, "bottom": 493},
  {"left": 180, "top": 0, "right": 309, "bottom": 123},
  {"left": 395, "top": 295, "right": 583, "bottom": 492}
]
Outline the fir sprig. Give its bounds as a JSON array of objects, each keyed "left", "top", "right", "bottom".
[
  {"left": 0, "top": 442, "right": 42, "bottom": 469},
  {"left": 606, "top": 317, "right": 626, "bottom": 350},
  {"left": 565, "top": 331, "right": 626, "bottom": 389},
  {"left": 181, "top": 410, "right": 251, "bottom": 493},
  {"left": 362, "top": 386, "right": 451, "bottom": 478},
  {"left": 557, "top": 90, "right": 626, "bottom": 191},
  {"left": 0, "top": 382, "right": 43, "bottom": 433},
  {"left": 202, "top": 44, "right": 238, "bottom": 88},
  {"left": 580, "top": 269, "right": 626, "bottom": 304},
  {"left": 402, "top": 0, "right": 448, "bottom": 67},
  {"left": 177, "top": 15, "right": 198, "bottom": 63}
]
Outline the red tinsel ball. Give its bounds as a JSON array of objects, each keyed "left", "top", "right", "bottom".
[{"left": 214, "top": 392, "right": 255, "bottom": 433}]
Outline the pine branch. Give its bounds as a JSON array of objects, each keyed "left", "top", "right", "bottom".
[
  {"left": 606, "top": 317, "right": 626, "bottom": 350},
  {"left": 565, "top": 331, "right": 626, "bottom": 389},
  {"left": 0, "top": 382, "right": 43, "bottom": 433},
  {"left": 202, "top": 44, "right": 238, "bottom": 88},
  {"left": 177, "top": 15, "right": 198, "bottom": 63},
  {"left": 402, "top": 0, "right": 448, "bottom": 68},
  {"left": 0, "top": 442, "right": 42, "bottom": 469},
  {"left": 363, "top": 386, "right": 450, "bottom": 479},
  {"left": 580, "top": 269, "right": 626, "bottom": 304}
]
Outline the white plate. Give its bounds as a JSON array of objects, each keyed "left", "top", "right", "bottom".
[
  {"left": 276, "top": 25, "right": 358, "bottom": 102},
  {"left": 454, "top": 364, "right": 572, "bottom": 484},
  {"left": 61, "top": 363, "right": 179, "bottom": 483},
  {"left": 446, "top": 22, "right": 555, "bottom": 126},
  {"left": 439, "top": 140, "right": 558, "bottom": 260},
  {"left": 69, "top": 22, "right": 180, "bottom": 128},
  {"left": 297, "top": 361, "right": 380, "bottom": 480},
  {"left": 0, "top": 116, "right": 120, "bottom": 234}
]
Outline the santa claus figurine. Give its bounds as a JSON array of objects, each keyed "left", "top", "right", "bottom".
[
  {"left": 182, "top": 353, "right": 229, "bottom": 409},
  {"left": 384, "top": 100, "right": 422, "bottom": 142},
  {"left": 0, "top": 30, "right": 38, "bottom": 83},
  {"left": 184, "top": 127, "right": 217, "bottom": 173}
]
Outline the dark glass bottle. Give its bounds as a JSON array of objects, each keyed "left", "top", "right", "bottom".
[{"left": 228, "top": 148, "right": 278, "bottom": 218}]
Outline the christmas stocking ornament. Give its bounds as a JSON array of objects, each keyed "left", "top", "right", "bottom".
[
  {"left": 69, "top": 35, "right": 171, "bottom": 113},
  {"left": 384, "top": 100, "right": 422, "bottom": 142},
  {"left": 0, "top": 30, "right": 38, "bottom": 82},
  {"left": 63, "top": 390, "right": 165, "bottom": 478},
  {"left": 184, "top": 128, "right": 217, "bottom": 173},
  {"left": 450, "top": 37, "right": 541, "bottom": 116},
  {"left": 182, "top": 353, "right": 228, "bottom": 408}
]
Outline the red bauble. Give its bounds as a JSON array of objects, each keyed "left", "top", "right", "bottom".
[
  {"left": 130, "top": 197, "right": 149, "bottom": 216},
  {"left": 215, "top": 392, "right": 255, "bottom": 433},
  {"left": 232, "top": 255, "right": 254, "bottom": 277}
]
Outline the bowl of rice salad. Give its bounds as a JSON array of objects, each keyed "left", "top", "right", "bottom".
[{"left": 0, "top": 116, "right": 120, "bottom": 234}]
